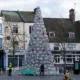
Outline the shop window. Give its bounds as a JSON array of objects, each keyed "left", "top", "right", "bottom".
[
  {"left": 8, "top": 55, "right": 24, "bottom": 67},
  {"left": 8, "top": 57, "right": 18, "bottom": 67}
]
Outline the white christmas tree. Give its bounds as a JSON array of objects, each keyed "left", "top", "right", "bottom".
[{"left": 26, "top": 7, "right": 59, "bottom": 75}]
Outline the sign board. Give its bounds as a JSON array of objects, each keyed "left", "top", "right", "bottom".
[
  {"left": 75, "top": 62, "right": 79, "bottom": 70},
  {"left": 74, "top": 61, "right": 79, "bottom": 74}
]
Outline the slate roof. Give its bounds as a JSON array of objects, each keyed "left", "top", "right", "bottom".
[
  {"left": 19, "top": 11, "right": 35, "bottom": 22},
  {"left": 1, "top": 10, "right": 35, "bottom": 22},
  {"left": 43, "top": 18, "right": 76, "bottom": 43},
  {"left": 1, "top": 10, "right": 22, "bottom": 22},
  {"left": 1, "top": 10, "right": 80, "bottom": 43},
  {"left": 75, "top": 21, "right": 80, "bottom": 42}
]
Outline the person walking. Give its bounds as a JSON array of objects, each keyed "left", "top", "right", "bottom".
[
  {"left": 8, "top": 63, "right": 12, "bottom": 76},
  {"left": 40, "top": 64, "right": 44, "bottom": 76},
  {"left": 63, "top": 70, "right": 71, "bottom": 80}
]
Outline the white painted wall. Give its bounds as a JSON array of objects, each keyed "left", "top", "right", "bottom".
[
  {"left": 49, "top": 43, "right": 80, "bottom": 51},
  {"left": 4, "top": 50, "right": 8, "bottom": 69},
  {"left": 75, "top": 43, "right": 80, "bottom": 51},
  {"left": 24, "top": 23, "right": 34, "bottom": 50},
  {"left": 49, "top": 43, "right": 54, "bottom": 51}
]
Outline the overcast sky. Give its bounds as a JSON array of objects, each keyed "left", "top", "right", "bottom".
[{"left": 0, "top": 0, "right": 80, "bottom": 20}]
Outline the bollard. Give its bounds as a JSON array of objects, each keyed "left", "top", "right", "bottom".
[
  {"left": 1, "top": 68, "right": 2, "bottom": 75},
  {"left": 6, "top": 68, "right": 7, "bottom": 75}
]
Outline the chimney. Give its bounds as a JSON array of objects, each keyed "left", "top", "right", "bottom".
[
  {"left": 69, "top": 9, "right": 75, "bottom": 22},
  {"left": 34, "top": 8, "right": 37, "bottom": 13}
]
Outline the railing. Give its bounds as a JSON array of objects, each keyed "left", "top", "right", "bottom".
[
  {"left": 0, "top": 66, "right": 66, "bottom": 76},
  {"left": 0, "top": 66, "right": 60, "bottom": 76},
  {"left": 0, "top": 66, "right": 25, "bottom": 76}
]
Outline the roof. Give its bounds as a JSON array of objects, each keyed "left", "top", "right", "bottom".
[
  {"left": 43, "top": 18, "right": 78, "bottom": 43},
  {"left": 1, "top": 10, "right": 80, "bottom": 43},
  {"left": 75, "top": 21, "right": 80, "bottom": 42},
  {"left": 19, "top": 11, "right": 35, "bottom": 22},
  {"left": 1, "top": 10, "right": 22, "bottom": 22},
  {"left": 1, "top": 10, "right": 35, "bottom": 22}
]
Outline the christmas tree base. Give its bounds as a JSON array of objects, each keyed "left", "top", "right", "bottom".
[{"left": 34, "top": 67, "right": 59, "bottom": 76}]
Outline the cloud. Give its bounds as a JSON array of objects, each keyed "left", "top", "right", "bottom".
[
  {"left": 41, "top": 7, "right": 51, "bottom": 17},
  {"left": 59, "top": 0, "right": 80, "bottom": 20},
  {"left": 0, "top": 0, "right": 80, "bottom": 20},
  {"left": 0, "top": 0, "right": 38, "bottom": 10}
]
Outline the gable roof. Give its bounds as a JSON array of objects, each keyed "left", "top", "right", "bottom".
[
  {"left": 1, "top": 10, "right": 22, "bottom": 22},
  {"left": 1, "top": 10, "right": 35, "bottom": 22},
  {"left": 19, "top": 11, "right": 35, "bottom": 22},
  {"left": 43, "top": 18, "right": 77, "bottom": 43}
]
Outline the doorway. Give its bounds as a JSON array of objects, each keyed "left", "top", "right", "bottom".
[{"left": 0, "top": 50, "right": 4, "bottom": 70}]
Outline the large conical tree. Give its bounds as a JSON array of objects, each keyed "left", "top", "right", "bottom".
[{"left": 26, "top": 7, "right": 59, "bottom": 75}]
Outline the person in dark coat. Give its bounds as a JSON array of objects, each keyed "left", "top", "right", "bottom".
[{"left": 40, "top": 64, "right": 44, "bottom": 76}]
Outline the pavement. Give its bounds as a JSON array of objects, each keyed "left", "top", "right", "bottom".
[{"left": 0, "top": 75, "right": 80, "bottom": 80}]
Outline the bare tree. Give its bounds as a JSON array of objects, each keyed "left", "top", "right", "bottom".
[
  {"left": 53, "top": 17, "right": 67, "bottom": 74},
  {"left": 3, "top": 16, "right": 25, "bottom": 69}
]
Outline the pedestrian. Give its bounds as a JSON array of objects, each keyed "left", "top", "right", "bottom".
[
  {"left": 63, "top": 76, "right": 68, "bottom": 80},
  {"left": 63, "top": 70, "right": 72, "bottom": 80},
  {"left": 63, "top": 76, "right": 72, "bottom": 80},
  {"left": 40, "top": 64, "right": 44, "bottom": 76},
  {"left": 8, "top": 62, "right": 12, "bottom": 76},
  {"left": 65, "top": 70, "right": 70, "bottom": 79}
]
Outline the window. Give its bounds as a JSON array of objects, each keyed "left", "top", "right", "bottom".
[
  {"left": 19, "top": 55, "right": 24, "bottom": 66},
  {"left": 0, "top": 38, "right": 2, "bottom": 49},
  {"left": 13, "top": 25, "right": 18, "bottom": 33},
  {"left": 66, "top": 58, "right": 72, "bottom": 63},
  {"left": 14, "top": 41, "right": 18, "bottom": 49},
  {"left": 29, "top": 26, "right": 33, "bottom": 34},
  {"left": 68, "top": 32, "right": 75, "bottom": 39},
  {"left": 8, "top": 56, "right": 18, "bottom": 67},
  {"left": 54, "top": 43, "right": 59, "bottom": 50},
  {"left": 6, "top": 36, "right": 10, "bottom": 40},
  {"left": 67, "top": 43, "right": 76, "bottom": 50},
  {"left": 0, "top": 24, "right": 2, "bottom": 33},
  {"left": 29, "top": 26, "right": 31, "bottom": 34},
  {"left": 66, "top": 55, "right": 72, "bottom": 57},
  {"left": 8, "top": 55, "right": 24, "bottom": 67},
  {"left": 49, "top": 31, "right": 55, "bottom": 37},
  {"left": 55, "top": 57, "right": 60, "bottom": 63},
  {"left": 54, "top": 47, "right": 59, "bottom": 50}
]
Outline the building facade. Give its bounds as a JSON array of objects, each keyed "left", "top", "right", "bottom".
[
  {"left": 0, "top": 8, "right": 80, "bottom": 71},
  {"left": 1, "top": 11, "right": 26, "bottom": 70},
  {"left": 45, "top": 9, "right": 80, "bottom": 71},
  {"left": 0, "top": 17, "right": 4, "bottom": 70},
  {"left": 50, "top": 43, "right": 80, "bottom": 70},
  {"left": 0, "top": 10, "right": 35, "bottom": 70}
]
